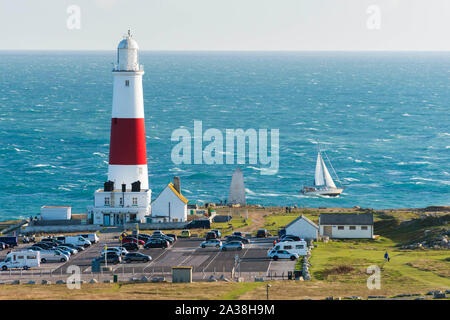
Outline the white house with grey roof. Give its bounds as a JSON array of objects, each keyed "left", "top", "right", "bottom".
[
  {"left": 319, "top": 213, "right": 374, "bottom": 239},
  {"left": 282, "top": 215, "right": 319, "bottom": 241}
]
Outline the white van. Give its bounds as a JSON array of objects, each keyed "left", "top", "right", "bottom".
[
  {"left": 64, "top": 236, "right": 91, "bottom": 248},
  {"left": 79, "top": 233, "right": 99, "bottom": 244},
  {"left": 0, "top": 251, "right": 40, "bottom": 270},
  {"left": 31, "top": 249, "right": 69, "bottom": 263},
  {"left": 269, "top": 240, "right": 308, "bottom": 256}
]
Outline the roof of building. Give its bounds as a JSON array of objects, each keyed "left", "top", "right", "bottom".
[
  {"left": 168, "top": 183, "right": 189, "bottom": 204},
  {"left": 285, "top": 215, "right": 319, "bottom": 230},
  {"left": 319, "top": 213, "right": 374, "bottom": 225}
]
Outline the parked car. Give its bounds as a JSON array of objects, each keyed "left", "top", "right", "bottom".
[
  {"left": 0, "top": 242, "right": 6, "bottom": 250},
  {"left": 33, "top": 250, "right": 69, "bottom": 263},
  {"left": 63, "top": 236, "right": 92, "bottom": 248},
  {"left": 40, "top": 238, "right": 63, "bottom": 246},
  {"left": 232, "top": 231, "right": 243, "bottom": 237},
  {"left": 205, "top": 231, "right": 218, "bottom": 240},
  {"left": 61, "top": 243, "right": 85, "bottom": 251},
  {"left": 225, "top": 235, "right": 250, "bottom": 244},
  {"left": 221, "top": 241, "right": 244, "bottom": 251},
  {"left": 137, "top": 234, "right": 152, "bottom": 242},
  {"left": 122, "top": 242, "right": 139, "bottom": 251},
  {"left": 267, "top": 249, "right": 299, "bottom": 261},
  {"left": 0, "top": 236, "right": 18, "bottom": 247},
  {"left": 152, "top": 230, "right": 164, "bottom": 236},
  {"left": 150, "top": 234, "right": 174, "bottom": 244},
  {"left": 124, "top": 252, "right": 151, "bottom": 263},
  {"left": 102, "top": 247, "right": 128, "bottom": 257},
  {"left": 211, "top": 229, "right": 222, "bottom": 238},
  {"left": 144, "top": 239, "right": 169, "bottom": 249},
  {"left": 122, "top": 237, "right": 145, "bottom": 246},
  {"left": 180, "top": 230, "right": 191, "bottom": 238},
  {"left": 79, "top": 233, "right": 99, "bottom": 244},
  {"left": 166, "top": 233, "right": 178, "bottom": 241},
  {"left": 31, "top": 242, "right": 55, "bottom": 250},
  {"left": 0, "top": 251, "right": 40, "bottom": 270},
  {"left": 58, "top": 245, "right": 78, "bottom": 255},
  {"left": 54, "top": 247, "right": 72, "bottom": 256},
  {"left": 280, "top": 235, "right": 301, "bottom": 242},
  {"left": 256, "top": 229, "right": 268, "bottom": 238},
  {"left": 200, "top": 239, "right": 222, "bottom": 248},
  {"left": 94, "top": 252, "right": 121, "bottom": 264}
]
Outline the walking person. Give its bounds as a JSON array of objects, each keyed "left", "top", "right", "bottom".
[{"left": 384, "top": 251, "right": 390, "bottom": 262}]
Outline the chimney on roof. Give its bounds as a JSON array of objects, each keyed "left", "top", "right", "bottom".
[{"left": 173, "top": 176, "right": 181, "bottom": 194}]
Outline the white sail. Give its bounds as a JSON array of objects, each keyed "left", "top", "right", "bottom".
[
  {"left": 321, "top": 157, "right": 337, "bottom": 188},
  {"left": 314, "top": 153, "right": 325, "bottom": 186},
  {"left": 228, "top": 167, "right": 246, "bottom": 205}
]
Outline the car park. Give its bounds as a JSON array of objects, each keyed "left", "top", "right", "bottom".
[
  {"left": 200, "top": 239, "right": 222, "bottom": 248},
  {"left": 122, "top": 242, "right": 139, "bottom": 251},
  {"left": 267, "top": 249, "right": 299, "bottom": 261},
  {"left": 225, "top": 235, "right": 250, "bottom": 244},
  {"left": 221, "top": 241, "right": 244, "bottom": 251},
  {"left": 256, "top": 229, "right": 268, "bottom": 238},
  {"left": 124, "top": 252, "right": 151, "bottom": 263},
  {"left": 144, "top": 239, "right": 169, "bottom": 249},
  {"left": 41, "top": 238, "right": 63, "bottom": 246},
  {"left": 180, "top": 230, "right": 191, "bottom": 238}
]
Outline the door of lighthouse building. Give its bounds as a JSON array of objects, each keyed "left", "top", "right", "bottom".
[{"left": 103, "top": 214, "right": 111, "bottom": 226}]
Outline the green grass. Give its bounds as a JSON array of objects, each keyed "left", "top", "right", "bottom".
[{"left": 219, "top": 282, "right": 265, "bottom": 300}]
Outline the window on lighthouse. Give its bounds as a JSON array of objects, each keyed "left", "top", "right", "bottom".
[
  {"left": 125, "top": 80, "right": 130, "bottom": 87},
  {"left": 104, "top": 197, "right": 110, "bottom": 206}
]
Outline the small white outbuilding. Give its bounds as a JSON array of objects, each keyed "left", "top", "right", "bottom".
[
  {"left": 40, "top": 206, "right": 72, "bottom": 220},
  {"left": 319, "top": 213, "right": 374, "bottom": 239},
  {"left": 282, "top": 215, "right": 319, "bottom": 241},
  {"left": 150, "top": 177, "right": 188, "bottom": 223}
]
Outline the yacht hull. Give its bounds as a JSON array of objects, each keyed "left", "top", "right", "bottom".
[{"left": 301, "top": 187, "right": 343, "bottom": 197}]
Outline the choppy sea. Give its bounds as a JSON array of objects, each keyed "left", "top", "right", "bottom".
[{"left": 0, "top": 51, "right": 449, "bottom": 219}]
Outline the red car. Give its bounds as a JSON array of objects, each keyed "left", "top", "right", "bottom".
[{"left": 121, "top": 237, "right": 145, "bottom": 246}]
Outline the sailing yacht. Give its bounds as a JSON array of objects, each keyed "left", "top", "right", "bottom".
[{"left": 301, "top": 150, "right": 343, "bottom": 197}]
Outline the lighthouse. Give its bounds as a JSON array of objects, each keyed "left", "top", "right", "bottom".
[
  {"left": 109, "top": 30, "right": 148, "bottom": 189},
  {"left": 88, "top": 31, "right": 151, "bottom": 226}
]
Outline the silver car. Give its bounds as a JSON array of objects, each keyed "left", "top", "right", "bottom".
[
  {"left": 221, "top": 241, "right": 244, "bottom": 251},
  {"left": 200, "top": 239, "right": 222, "bottom": 248}
]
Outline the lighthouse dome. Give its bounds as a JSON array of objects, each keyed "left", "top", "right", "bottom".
[
  {"left": 118, "top": 37, "right": 139, "bottom": 50},
  {"left": 116, "top": 30, "right": 141, "bottom": 72}
]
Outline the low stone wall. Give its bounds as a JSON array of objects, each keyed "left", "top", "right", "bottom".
[
  {"left": 23, "top": 224, "right": 101, "bottom": 234},
  {"left": 125, "top": 222, "right": 189, "bottom": 230}
]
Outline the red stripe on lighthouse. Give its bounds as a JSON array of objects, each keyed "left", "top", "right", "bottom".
[{"left": 109, "top": 118, "right": 147, "bottom": 165}]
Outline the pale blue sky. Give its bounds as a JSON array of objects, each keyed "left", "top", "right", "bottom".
[{"left": 1, "top": 0, "right": 449, "bottom": 50}]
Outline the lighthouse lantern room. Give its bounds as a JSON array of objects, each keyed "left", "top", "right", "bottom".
[{"left": 88, "top": 31, "right": 151, "bottom": 226}]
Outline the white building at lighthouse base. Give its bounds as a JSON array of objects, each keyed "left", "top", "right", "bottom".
[{"left": 87, "top": 188, "right": 151, "bottom": 226}]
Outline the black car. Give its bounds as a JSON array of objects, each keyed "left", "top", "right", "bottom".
[
  {"left": 137, "top": 234, "right": 152, "bottom": 242},
  {"left": 226, "top": 235, "right": 250, "bottom": 244},
  {"left": 205, "top": 231, "right": 217, "bottom": 240},
  {"left": 124, "top": 252, "right": 151, "bottom": 263},
  {"left": 144, "top": 239, "right": 169, "bottom": 249},
  {"left": 281, "top": 235, "right": 301, "bottom": 242},
  {"left": 41, "top": 238, "right": 63, "bottom": 246},
  {"left": 256, "top": 229, "right": 268, "bottom": 238},
  {"left": 33, "top": 242, "right": 55, "bottom": 250},
  {"left": 166, "top": 233, "right": 177, "bottom": 242},
  {"left": 0, "top": 242, "right": 6, "bottom": 250},
  {"left": 122, "top": 242, "right": 139, "bottom": 251},
  {"left": 150, "top": 234, "right": 174, "bottom": 244},
  {"left": 95, "top": 252, "right": 121, "bottom": 264}
]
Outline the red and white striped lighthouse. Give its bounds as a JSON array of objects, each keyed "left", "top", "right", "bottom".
[{"left": 108, "top": 30, "right": 149, "bottom": 190}]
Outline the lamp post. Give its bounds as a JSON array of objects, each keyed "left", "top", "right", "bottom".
[{"left": 266, "top": 284, "right": 271, "bottom": 300}]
